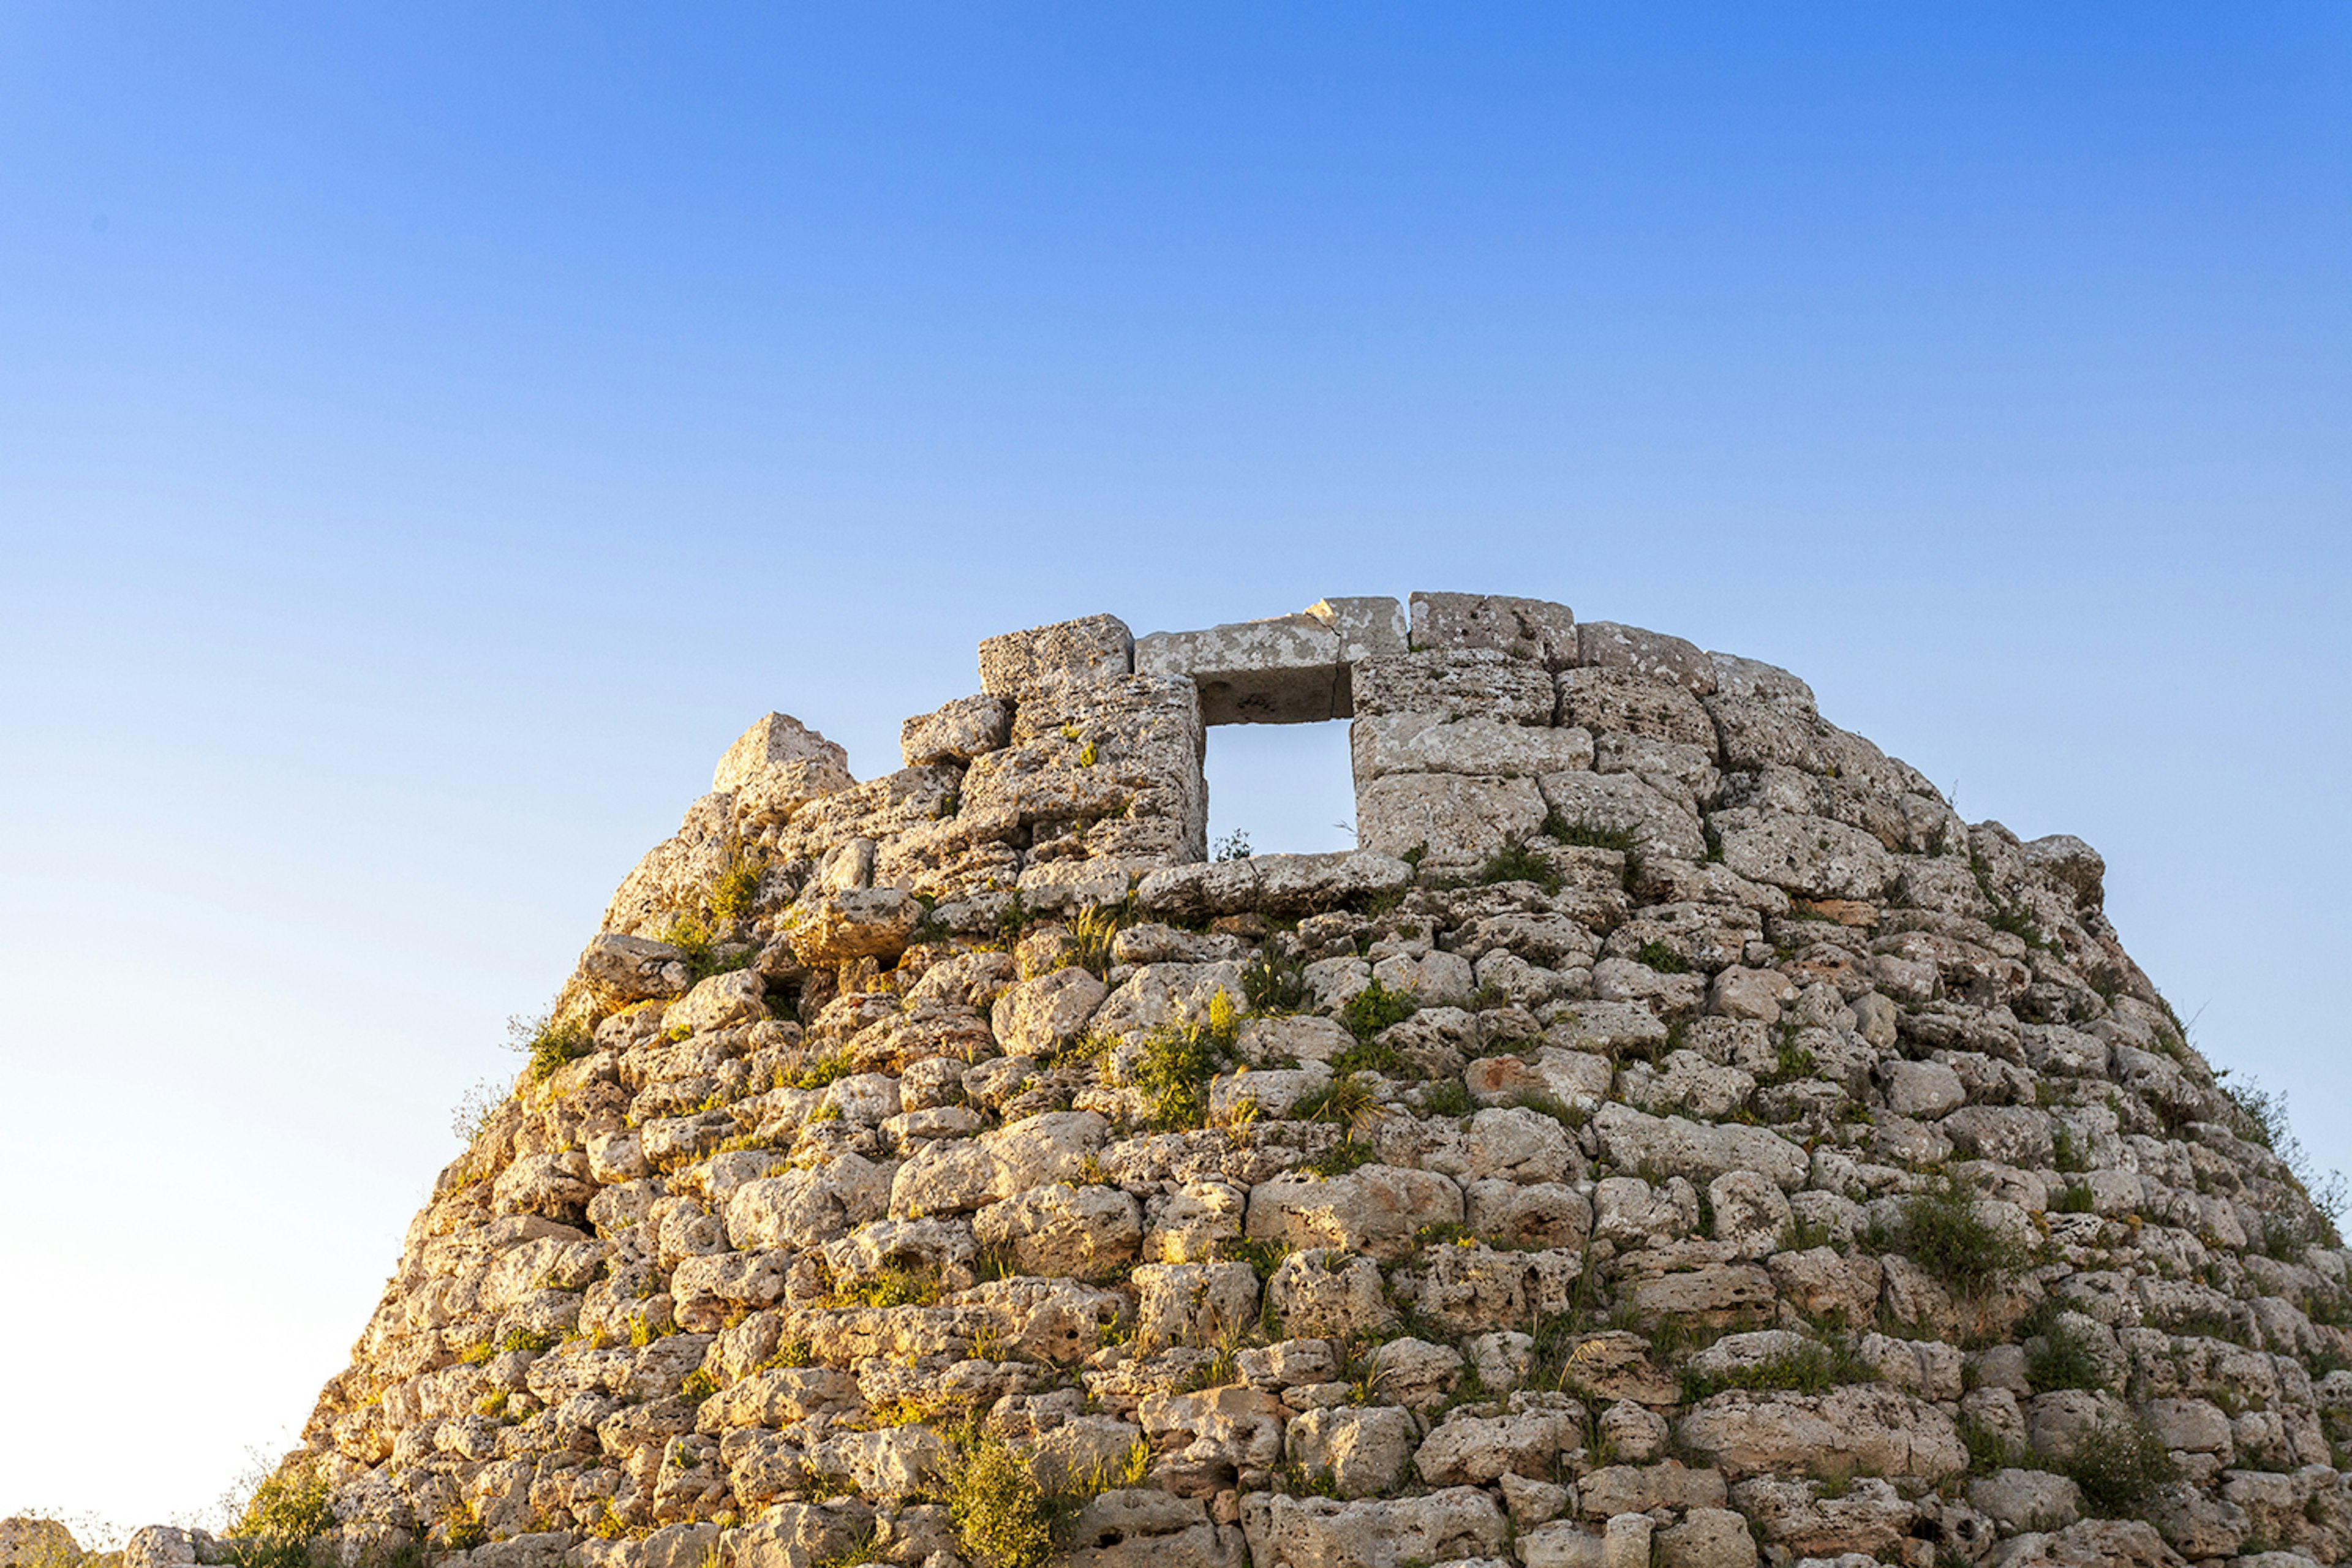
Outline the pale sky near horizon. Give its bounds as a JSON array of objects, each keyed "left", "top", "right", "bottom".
[{"left": 2, "top": 3, "right": 2348, "bottom": 1531}]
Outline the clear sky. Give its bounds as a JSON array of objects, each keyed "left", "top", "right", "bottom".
[{"left": 2, "top": 3, "right": 2347, "bottom": 1531}]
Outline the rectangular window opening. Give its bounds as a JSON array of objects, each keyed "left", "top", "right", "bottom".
[{"left": 1202, "top": 720, "right": 1358, "bottom": 862}]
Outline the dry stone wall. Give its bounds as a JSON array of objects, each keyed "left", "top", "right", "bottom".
[{"left": 141, "top": 594, "right": 2352, "bottom": 1568}]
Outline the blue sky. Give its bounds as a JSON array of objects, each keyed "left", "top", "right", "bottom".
[{"left": 2, "top": 4, "right": 2348, "bottom": 1528}]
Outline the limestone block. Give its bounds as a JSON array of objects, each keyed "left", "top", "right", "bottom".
[
  {"left": 1142, "top": 1182, "right": 1248, "bottom": 1263},
  {"left": 1139, "top": 1383, "right": 1288, "bottom": 1476},
  {"left": 1286, "top": 1404, "right": 1417, "bottom": 1497},
  {"left": 1594, "top": 1175, "right": 1700, "bottom": 1248},
  {"left": 1245, "top": 1166, "right": 1465, "bottom": 1260},
  {"left": 1520, "top": 1521, "right": 1608, "bottom": 1568},
  {"left": 578, "top": 931, "right": 692, "bottom": 1004},
  {"left": 1136, "top": 612, "right": 1344, "bottom": 725},
  {"left": 2024, "top": 832, "right": 2106, "bottom": 911},
  {"left": 1356, "top": 772, "right": 1545, "bottom": 861},
  {"left": 1709, "top": 808, "right": 1894, "bottom": 900},
  {"left": 1091, "top": 960, "right": 1247, "bottom": 1042},
  {"left": 786, "top": 887, "right": 922, "bottom": 967},
  {"left": 1858, "top": 1333, "right": 1963, "bottom": 1400},
  {"left": 1676, "top": 1385, "right": 1968, "bottom": 1481},
  {"left": 1546, "top": 1001, "right": 1670, "bottom": 1057},
  {"left": 1132, "top": 1261, "right": 1262, "bottom": 1352},
  {"left": 974, "top": 1183, "right": 1143, "bottom": 1276},
  {"left": 1266, "top": 1249, "right": 1396, "bottom": 1338},
  {"left": 889, "top": 1110, "right": 1110, "bottom": 1217},
  {"left": 1413, "top": 1407, "right": 1577, "bottom": 1483},
  {"left": 1766, "top": 1246, "right": 1882, "bottom": 1324},
  {"left": 1237, "top": 1014, "right": 1356, "bottom": 1066},
  {"left": 1706, "top": 965, "right": 1795, "bottom": 1023},
  {"left": 1241, "top": 1485, "right": 1507, "bottom": 1568},
  {"left": 1350, "top": 712, "right": 1594, "bottom": 780},
  {"left": 900, "top": 694, "right": 1012, "bottom": 767},
  {"left": 1462, "top": 1106, "right": 1578, "bottom": 1184},
  {"left": 1370, "top": 947, "right": 1477, "bottom": 1008},
  {"left": 1352, "top": 648, "right": 1558, "bottom": 725},
  {"left": 992, "top": 965, "right": 1109, "bottom": 1055},
  {"left": 979, "top": 612, "right": 1134, "bottom": 698},
  {"left": 1558, "top": 668, "right": 1719, "bottom": 749},
  {"left": 1578, "top": 621, "right": 1718, "bottom": 695},
  {"left": 1538, "top": 771, "right": 1708, "bottom": 860},
  {"left": 1708, "top": 1170, "right": 1793, "bottom": 1259},
  {"left": 1305, "top": 595, "right": 1410, "bottom": 663},
  {"left": 663, "top": 968, "right": 769, "bottom": 1034},
  {"left": 1878, "top": 1058, "right": 1967, "bottom": 1120},
  {"left": 1134, "top": 851, "right": 1413, "bottom": 921},
  {"left": 714, "top": 712, "right": 856, "bottom": 824},
  {"left": 1968, "top": 1468, "right": 2082, "bottom": 1533},
  {"left": 1624, "top": 1263, "right": 1776, "bottom": 1317},
  {"left": 1208, "top": 1063, "right": 1333, "bottom": 1121},
  {"left": 1593, "top": 1104, "right": 1811, "bottom": 1191},
  {"left": 1411, "top": 590, "right": 1579, "bottom": 669}
]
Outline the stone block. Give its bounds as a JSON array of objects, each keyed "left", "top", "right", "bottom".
[
  {"left": 1349, "top": 712, "right": 1595, "bottom": 780},
  {"left": 1356, "top": 772, "right": 1545, "bottom": 861},
  {"left": 1579, "top": 621, "right": 1718, "bottom": 694},
  {"left": 1136, "top": 612, "right": 1344, "bottom": 725},
  {"left": 1409, "top": 590, "right": 1579, "bottom": 669},
  {"left": 1351, "top": 648, "right": 1558, "bottom": 725},
  {"left": 979, "top": 612, "right": 1134, "bottom": 698}
]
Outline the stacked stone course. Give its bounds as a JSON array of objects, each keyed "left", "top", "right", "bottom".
[{"left": 111, "top": 593, "right": 2352, "bottom": 1568}]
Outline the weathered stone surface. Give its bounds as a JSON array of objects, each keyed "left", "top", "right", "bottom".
[
  {"left": 1578, "top": 621, "right": 1718, "bottom": 695},
  {"left": 992, "top": 965, "right": 1109, "bottom": 1055},
  {"left": 1593, "top": 1104, "right": 1810, "bottom": 1191},
  {"left": 715, "top": 712, "right": 856, "bottom": 823},
  {"left": 974, "top": 1182, "right": 1142, "bottom": 1276},
  {"left": 786, "top": 887, "right": 922, "bottom": 966},
  {"left": 578, "top": 930, "right": 693, "bottom": 1003},
  {"left": 1539, "top": 771, "right": 1709, "bottom": 860},
  {"left": 1136, "top": 612, "right": 1344, "bottom": 725},
  {"left": 1350, "top": 712, "right": 1596, "bottom": 780},
  {"left": 1242, "top": 1486, "right": 1509, "bottom": 1568},
  {"left": 1135, "top": 851, "right": 1413, "bottom": 920},
  {"left": 1356, "top": 772, "right": 1547, "bottom": 861},
  {"left": 1558, "top": 667, "right": 1718, "bottom": 748},
  {"left": 1352, "top": 648, "right": 1558, "bottom": 725},
  {"left": 979, "top": 612, "right": 1134, "bottom": 697},
  {"left": 1245, "top": 1166, "right": 1466, "bottom": 1259},
  {"left": 890, "top": 1110, "right": 1110, "bottom": 1216},
  {"left": 1677, "top": 1385, "right": 1969, "bottom": 1480},
  {"left": 1286, "top": 1404, "right": 1416, "bottom": 1497},
  {"left": 1710, "top": 809, "right": 1895, "bottom": 899},
  {"left": 1411, "top": 591, "right": 1578, "bottom": 668},
  {"left": 900, "top": 694, "right": 1013, "bottom": 767}
]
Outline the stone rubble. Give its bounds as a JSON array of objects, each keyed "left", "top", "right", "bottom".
[{"left": 74, "top": 592, "right": 2352, "bottom": 1568}]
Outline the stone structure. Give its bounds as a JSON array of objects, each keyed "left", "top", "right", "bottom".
[{"left": 88, "top": 594, "right": 2352, "bottom": 1568}]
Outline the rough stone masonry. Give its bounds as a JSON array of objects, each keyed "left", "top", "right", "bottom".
[{"left": 78, "top": 593, "right": 2352, "bottom": 1568}]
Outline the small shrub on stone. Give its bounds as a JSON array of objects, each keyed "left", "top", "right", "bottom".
[
  {"left": 947, "top": 1431, "right": 1056, "bottom": 1568},
  {"left": 1338, "top": 978, "right": 1417, "bottom": 1041},
  {"left": 1681, "top": 1339, "right": 1875, "bottom": 1401},
  {"left": 1869, "top": 1177, "right": 2024, "bottom": 1297},
  {"left": 1241, "top": 946, "right": 1308, "bottom": 1014},
  {"left": 1480, "top": 841, "right": 1562, "bottom": 894},
  {"left": 2027, "top": 1318, "right": 2109, "bottom": 1393},
  {"left": 229, "top": 1460, "right": 334, "bottom": 1568},
  {"left": 508, "top": 1010, "right": 592, "bottom": 1084},
  {"left": 2065, "top": 1416, "right": 2180, "bottom": 1514}
]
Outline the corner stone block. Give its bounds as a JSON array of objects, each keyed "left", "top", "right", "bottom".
[
  {"left": 978, "top": 613, "right": 1134, "bottom": 698},
  {"left": 1134, "top": 612, "right": 1344, "bottom": 724},
  {"left": 1306, "top": 595, "right": 1410, "bottom": 662},
  {"left": 1411, "top": 591, "right": 1578, "bottom": 670}
]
